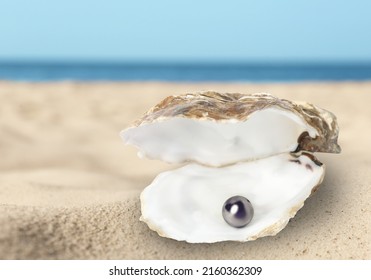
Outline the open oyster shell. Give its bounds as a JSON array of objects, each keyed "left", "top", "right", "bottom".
[{"left": 121, "top": 92, "right": 340, "bottom": 243}]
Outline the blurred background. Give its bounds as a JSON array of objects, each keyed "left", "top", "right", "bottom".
[{"left": 0, "top": 0, "right": 371, "bottom": 82}]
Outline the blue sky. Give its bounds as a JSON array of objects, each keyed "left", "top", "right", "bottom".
[{"left": 0, "top": 0, "right": 370, "bottom": 62}]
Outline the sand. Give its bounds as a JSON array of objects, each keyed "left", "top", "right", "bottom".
[{"left": 0, "top": 81, "right": 369, "bottom": 259}]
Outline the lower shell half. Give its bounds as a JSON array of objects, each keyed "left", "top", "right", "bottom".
[{"left": 140, "top": 153, "right": 324, "bottom": 243}]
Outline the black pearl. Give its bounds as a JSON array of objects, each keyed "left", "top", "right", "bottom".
[{"left": 222, "top": 196, "right": 254, "bottom": 228}]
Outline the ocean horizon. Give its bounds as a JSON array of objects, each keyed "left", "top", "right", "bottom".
[{"left": 0, "top": 61, "right": 371, "bottom": 82}]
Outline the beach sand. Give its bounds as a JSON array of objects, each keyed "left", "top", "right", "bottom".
[{"left": 0, "top": 81, "right": 369, "bottom": 259}]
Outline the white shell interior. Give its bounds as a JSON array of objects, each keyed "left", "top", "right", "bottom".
[
  {"left": 141, "top": 153, "right": 323, "bottom": 243},
  {"left": 122, "top": 107, "right": 318, "bottom": 166}
]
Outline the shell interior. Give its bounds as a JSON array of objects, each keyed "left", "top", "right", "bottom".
[
  {"left": 122, "top": 107, "right": 318, "bottom": 166},
  {"left": 141, "top": 153, "right": 324, "bottom": 243}
]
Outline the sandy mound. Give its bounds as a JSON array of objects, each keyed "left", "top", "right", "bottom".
[{"left": 0, "top": 81, "right": 369, "bottom": 259}]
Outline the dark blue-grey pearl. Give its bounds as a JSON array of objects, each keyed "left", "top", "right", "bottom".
[{"left": 222, "top": 196, "right": 254, "bottom": 228}]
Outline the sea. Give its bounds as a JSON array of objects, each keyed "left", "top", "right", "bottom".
[{"left": 0, "top": 62, "right": 371, "bottom": 82}]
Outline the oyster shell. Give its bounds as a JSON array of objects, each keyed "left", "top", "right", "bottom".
[
  {"left": 141, "top": 153, "right": 324, "bottom": 242},
  {"left": 122, "top": 92, "right": 340, "bottom": 167},
  {"left": 121, "top": 92, "right": 340, "bottom": 243}
]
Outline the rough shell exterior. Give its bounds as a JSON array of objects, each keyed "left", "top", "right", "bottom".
[{"left": 129, "top": 91, "right": 341, "bottom": 155}]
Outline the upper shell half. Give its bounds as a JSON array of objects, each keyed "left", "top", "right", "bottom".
[{"left": 121, "top": 92, "right": 340, "bottom": 167}]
